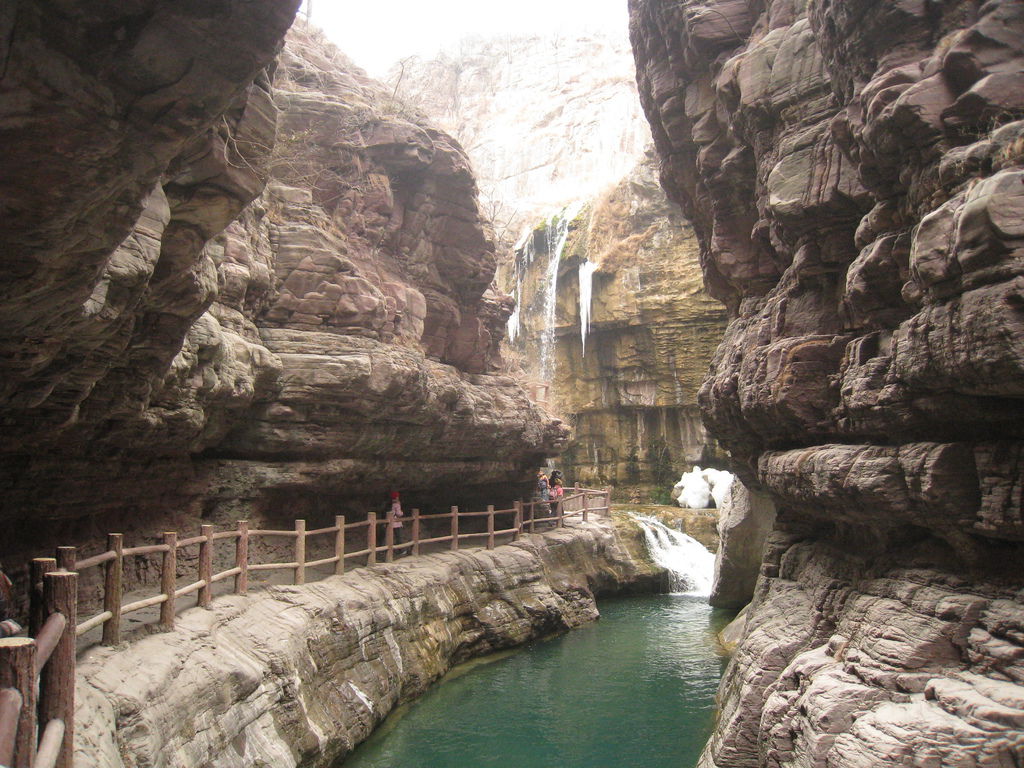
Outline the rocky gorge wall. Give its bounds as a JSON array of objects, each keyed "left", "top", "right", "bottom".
[
  {"left": 74, "top": 521, "right": 660, "bottom": 768},
  {"left": 506, "top": 155, "right": 728, "bottom": 496},
  {"left": 0, "top": 11, "right": 563, "bottom": 604},
  {"left": 630, "top": 0, "right": 1024, "bottom": 765}
]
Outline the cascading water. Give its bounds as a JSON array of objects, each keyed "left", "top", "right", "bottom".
[
  {"left": 538, "top": 200, "right": 584, "bottom": 381},
  {"left": 633, "top": 515, "right": 715, "bottom": 596},
  {"left": 578, "top": 258, "right": 597, "bottom": 356}
]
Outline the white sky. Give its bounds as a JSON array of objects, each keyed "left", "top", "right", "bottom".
[{"left": 300, "top": 0, "right": 630, "bottom": 77}]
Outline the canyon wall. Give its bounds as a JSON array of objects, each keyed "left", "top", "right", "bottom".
[
  {"left": 74, "top": 521, "right": 660, "bottom": 768},
  {"left": 506, "top": 156, "right": 728, "bottom": 496},
  {"left": 391, "top": 32, "right": 652, "bottom": 241},
  {"left": 0, "top": 11, "right": 563, "bottom": 601},
  {"left": 397, "top": 33, "right": 728, "bottom": 499},
  {"left": 630, "top": 0, "right": 1024, "bottom": 765}
]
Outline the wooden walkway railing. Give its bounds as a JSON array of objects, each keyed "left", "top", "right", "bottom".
[
  {"left": 1, "top": 570, "right": 76, "bottom": 768},
  {"left": 0, "top": 486, "right": 609, "bottom": 767}
]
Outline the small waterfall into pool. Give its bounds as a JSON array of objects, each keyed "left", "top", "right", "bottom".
[{"left": 633, "top": 515, "right": 715, "bottom": 596}]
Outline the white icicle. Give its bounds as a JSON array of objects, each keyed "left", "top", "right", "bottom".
[{"left": 578, "top": 259, "right": 597, "bottom": 355}]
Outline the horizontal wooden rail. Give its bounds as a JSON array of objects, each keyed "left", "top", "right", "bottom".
[
  {"left": 248, "top": 562, "right": 299, "bottom": 572},
  {"left": 75, "top": 612, "right": 113, "bottom": 637},
  {"left": 210, "top": 567, "right": 242, "bottom": 584},
  {"left": 33, "top": 614, "right": 67, "bottom": 675},
  {"left": 175, "top": 535, "right": 207, "bottom": 549},
  {"left": 121, "top": 594, "right": 167, "bottom": 615},
  {"left": 248, "top": 529, "right": 299, "bottom": 538},
  {"left": 34, "top": 718, "right": 66, "bottom": 768},
  {"left": 75, "top": 552, "right": 115, "bottom": 571},
  {"left": 121, "top": 544, "right": 169, "bottom": 557}
]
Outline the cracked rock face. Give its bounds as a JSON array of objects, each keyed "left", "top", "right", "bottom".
[
  {"left": 630, "top": 0, "right": 1024, "bottom": 765},
  {"left": 0, "top": 17, "right": 565, "bottom": 598}
]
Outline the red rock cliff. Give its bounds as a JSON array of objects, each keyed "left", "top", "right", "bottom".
[
  {"left": 0, "top": 12, "right": 564, "bottom": 590},
  {"left": 630, "top": 0, "right": 1024, "bottom": 765}
]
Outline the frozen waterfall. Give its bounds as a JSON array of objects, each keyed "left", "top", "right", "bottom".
[
  {"left": 578, "top": 259, "right": 597, "bottom": 356},
  {"left": 633, "top": 515, "right": 714, "bottom": 596},
  {"left": 539, "top": 200, "right": 585, "bottom": 382}
]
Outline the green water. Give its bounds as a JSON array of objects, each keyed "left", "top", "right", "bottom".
[{"left": 341, "top": 595, "right": 730, "bottom": 768}]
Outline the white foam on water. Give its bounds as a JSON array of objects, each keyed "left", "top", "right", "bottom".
[{"left": 632, "top": 514, "right": 715, "bottom": 596}]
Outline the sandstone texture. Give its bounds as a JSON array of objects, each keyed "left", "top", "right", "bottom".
[
  {"left": 506, "top": 154, "right": 729, "bottom": 496},
  {"left": 0, "top": 18, "right": 563, "bottom": 607},
  {"left": 74, "top": 521, "right": 659, "bottom": 768},
  {"left": 391, "top": 32, "right": 653, "bottom": 241},
  {"left": 630, "top": 0, "right": 1024, "bottom": 765},
  {"left": 710, "top": 482, "right": 777, "bottom": 610}
]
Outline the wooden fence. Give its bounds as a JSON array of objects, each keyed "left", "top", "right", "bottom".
[
  {"left": 0, "top": 570, "right": 76, "bottom": 768},
  {"left": 0, "top": 486, "right": 609, "bottom": 768}
]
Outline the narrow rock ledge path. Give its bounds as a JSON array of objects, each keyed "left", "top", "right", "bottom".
[{"left": 74, "top": 520, "right": 658, "bottom": 768}]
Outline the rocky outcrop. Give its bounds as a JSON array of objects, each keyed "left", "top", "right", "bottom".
[
  {"left": 75, "top": 521, "right": 659, "bottom": 768},
  {"left": 709, "top": 482, "right": 776, "bottom": 610},
  {"left": 0, "top": 20, "right": 564, "bottom": 605},
  {"left": 391, "top": 32, "right": 652, "bottom": 241},
  {"left": 506, "top": 154, "right": 728, "bottom": 496},
  {"left": 630, "top": 0, "right": 1024, "bottom": 765}
]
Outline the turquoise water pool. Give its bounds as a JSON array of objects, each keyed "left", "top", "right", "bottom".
[{"left": 340, "top": 594, "right": 730, "bottom": 768}]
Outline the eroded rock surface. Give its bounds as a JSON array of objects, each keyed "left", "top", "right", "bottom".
[
  {"left": 630, "top": 0, "right": 1024, "bottom": 764},
  {"left": 75, "top": 521, "right": 658, "bottom": 768},
  {"left": 709, "top": 482, "right": 776, "bottom": 610},
  {"left": 0, "top": 20, "right": 564, "bottom": 606}
]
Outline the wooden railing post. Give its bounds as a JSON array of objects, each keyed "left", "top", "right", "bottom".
[
  {"left": 335, "top": 516, "right": 346, "bottom": 576},
  {"left": 198, "top": 526, "right": 213, "bottom": 607},
  {"left": 450, "top": 507, "right": 459, "bottom": 551},
  {"left": 582, "top": 492, "right": 590, "bottom": 523},
  {"left": 487, "top": 506, "right": 495, "bottom": 549},
  {"left": 557, "top": 499, "right": 564, "bottom": 529},
  {"left": 412, "top": 509, "right": 421, "bottom": 556},
  {"left": 29, "top": 558, "right": 56, "bottom": 637},
  {"left": 0, "top": 638, "right": 36, "bottom": 767},
  {"left": 235, "top": 521, "right": 249, "bottom": 595},
  {"left": 40, "top": 570, "right": 76, "bottom": 768},
  {"left": 530, "top": 501, "right": 537, "bottom": 534},
  {"left": 102, "top": 533, "right": 123, "bottom": 645},
  {"left": 367, "top": 513, "right": 377, "bottom": 565},
  {"left": 0, "top": 687, "right": 22, "bottom": 768},
  {"left": 605, "top": 487, "right": 612, "bottom": 515},
  {"left": 385, "top": 512, "right": 395, "bottom": 563},
  {"left": 55, "top": 547, "right": 76, "bottom": 573},
  {"left": 159, "top": 532, "right": 177, "bottom": 629},
  {"left": 513, "top": 502, "right": 522, "bottom": 542},
  {"left": 294, "top": 519, "right": 306, "bottom": 585}
]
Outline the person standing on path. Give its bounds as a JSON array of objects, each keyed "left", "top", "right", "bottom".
[{"left": 389, "top": 492, "right": 406, "bottom": 554}]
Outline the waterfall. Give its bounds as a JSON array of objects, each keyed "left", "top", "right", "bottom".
[
  {"left": 578, "top": 259, "right": 597, "bottom": 356},
  {"left": 538, "top": 200, "right": 584, "bottom": 382},
  {"left": 632, "top": 515, "right": 715, "bottom": 596}
]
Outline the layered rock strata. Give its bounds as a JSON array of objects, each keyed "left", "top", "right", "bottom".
[
  {"left": 506, "top": 155, "right": 728, "bottom": 495},
  {"left": 75, "top": 521, "right": 659, "bottom": 768},
  {"left": 630, "top": 0, "right": 1024, "bottom": 765},
  {"left": 0, "top": 18, "right": 564, "bottom": 597}
]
